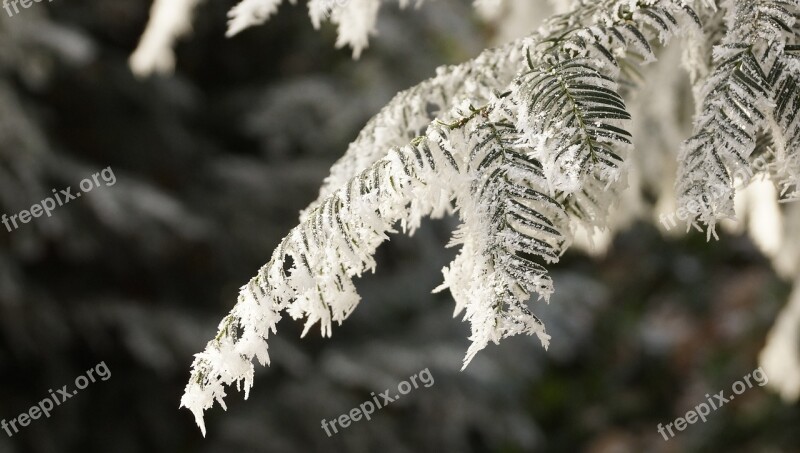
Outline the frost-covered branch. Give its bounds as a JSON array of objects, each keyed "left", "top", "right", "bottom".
[
  {"left": 676, "top": 0, "right": 799, "bottom": 237},
  {"left": 181, "top": 123, "right": 460, "bottom": 435},
  {"left": 181, "top": 0, "right": 729, "bottom": 435}
]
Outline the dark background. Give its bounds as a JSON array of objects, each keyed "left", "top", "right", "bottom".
[{"left": 0, "top": 1, "right": 798, "bottom": 452}]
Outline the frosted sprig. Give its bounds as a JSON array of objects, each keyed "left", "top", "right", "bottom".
[{"left": 182, "top": 0, "right": 800, "bottom": 436}]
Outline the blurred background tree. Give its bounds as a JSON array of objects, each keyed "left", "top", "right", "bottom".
[{"left": 0, "top": 0, "right": 798, "bottom": 452}]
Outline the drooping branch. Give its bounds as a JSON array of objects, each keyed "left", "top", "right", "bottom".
[
  {"left": 181, "top": 124, "right": 461, "bottom": 435},
  {"left": 676, "top": 0, "right": 799, "bottom": 236},
  {"left": 181, "top": 0, "right": 800, "bottom": 437}
]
